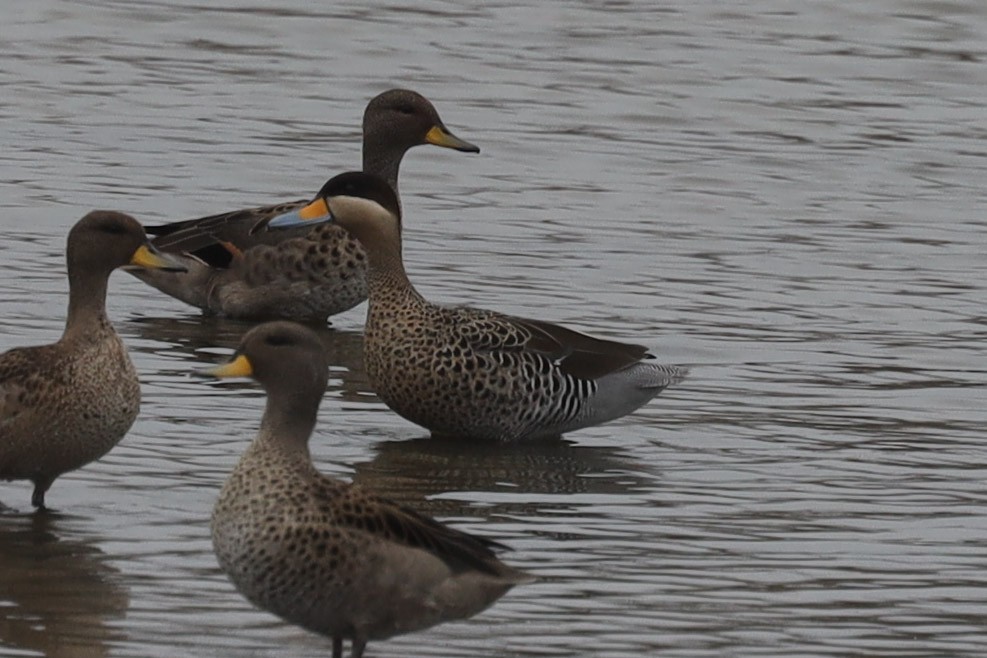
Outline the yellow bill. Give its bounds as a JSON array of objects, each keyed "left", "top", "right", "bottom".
[
  {"left": 425, "top": 125, "right": 480, "bottom": 153},
  {"left": 268, "top": 199, "right": 332, "bottom": 230},
  {"left": 205, "top": 354, "right": 253, "bottom": 378},
  {"left": 299, "top": 198, "right": 331, "bottom": 220},
  {"left": 128, "top": 244, "right": 187, "bottom": 272}
]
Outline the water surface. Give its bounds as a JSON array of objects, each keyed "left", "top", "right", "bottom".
[{"left": 2, "top": 1, "right": 986, "bottom": 657}]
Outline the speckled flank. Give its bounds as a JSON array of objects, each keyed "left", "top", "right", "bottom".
[
  {"left": 132, "top": 89, "right": 478, "bottom": 323},
  {"left": 208, "top": 322, "right": 528, "bottom": 658},
  {"left": 0, "top": 211, "right": 169, "bottom": 509},
  {"left": 206, "top": 222, "right": 370, "bottom": 321},
  {"left": 365, "top": 289, "right": 687, "bottom": 441}
]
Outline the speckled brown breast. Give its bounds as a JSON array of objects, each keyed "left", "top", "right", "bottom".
[
  {"left": 210, "top": 440, "right": 519, "bottom": 642},
  {"left": 212, "top": 447, "right": 361, "bottom": 637},
  {"left": 0, "top": 330, "right": 140, "bottom": 483},
  {"left": 206, "top": 224, "right": 366, "bottom": 321}
]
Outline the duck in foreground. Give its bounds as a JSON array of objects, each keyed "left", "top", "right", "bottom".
[
  {"left": 0, "top": 211, "right": 186, "bottom": 509},
  {"left": 132, "top": 89, "right": 479, "bottom": 323},
  {"left": 205, "top": 322, "right": 530, "bottom": 658},
  {"left": 269, "top": 173, "right": 688, "bottom": 441}
]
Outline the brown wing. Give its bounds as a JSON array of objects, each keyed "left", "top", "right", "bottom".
[
  {"left": 453, "top": 307, "right": 652, "bottom": 380},
  {"left": 314, "top": 481, "right": 508, "bottom": 575},
  {"left": 0, "top": 344, "right": 60, "bottom": 432},
  {"left": 146, "top": 199, "right": 309, "bottom": 268}
]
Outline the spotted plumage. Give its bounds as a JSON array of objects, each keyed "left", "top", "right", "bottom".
[
  {"left": 0, "top": 211, "right": 185, "bottom": 509},
  {"left": 267, "top": 173, "right": 688, "bottom": 441},
  {"left": 131, "top": 89, "right": 479, "bottom": 323},
  {"left": 206, "top": 322, "right": 529, "bottom": 658}
]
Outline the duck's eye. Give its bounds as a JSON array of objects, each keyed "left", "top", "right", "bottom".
[
  {"left": 99, "top": 222, "right": 128, "bottom": 235},
  {"left": 395, "top": 104, "right": 416, "bottom": 115},
  {"left": 264, "top": 333, "right": 295, "bottom": 347}
]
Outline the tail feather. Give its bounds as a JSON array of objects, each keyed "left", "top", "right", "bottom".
[{"left": 642, "top": 364, "right": 689, "bottom": 390}]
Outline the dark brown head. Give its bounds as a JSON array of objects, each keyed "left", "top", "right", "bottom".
[
  {"left": 206, "top": 321, "right": 329, "bottom": 402},
  {"left": 66, "top": 210, "right": 186, "bottom": 278},
  {"left": 363, "top": 89, "right": 480, "bottom": 156},
  {"left": 266, "top": 172, "right": 401, "bottom": 253}
]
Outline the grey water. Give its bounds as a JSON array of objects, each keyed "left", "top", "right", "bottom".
[{"left": 1, "top": 0, "right": 986, "bottom": 656}]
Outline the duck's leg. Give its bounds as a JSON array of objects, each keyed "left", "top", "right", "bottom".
[
  {"left": 351, "top": 638, "right": 367, "bottom": 658},
  {"left": 332, "top": 638, "right": 342, "bottom": 658},
  {"left": 31, "top": 477, "right": 53, "bottom": 510}
]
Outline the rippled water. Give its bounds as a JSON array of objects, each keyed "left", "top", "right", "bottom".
[{"left": 2, "top": 0, "right": 987, "bottom": 656}]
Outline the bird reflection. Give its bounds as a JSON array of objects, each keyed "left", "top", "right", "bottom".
[
  {"left": 125, "top": 314, "right": 254, "bottom": 356},
  {"left": 126, "top": 315, "right": 370, "bottom": 401},
  {"left": 350, "top": 435, "right": 649, "bottom": 519},
  {"left": 0, "top": 512, "right": 130, "bottom": 658}
]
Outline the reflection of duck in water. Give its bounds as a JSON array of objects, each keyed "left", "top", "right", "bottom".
[
  {"left": 350, "top": 435, "right": 650, "bottom": 518},
  {"left": 126, "top": 314, "right": 256, "bottom": 358},
  {"left": 0, "top": 513, "right": 130, "bottom": 658},
  {"left": 126, "top": 316, "right": 370, "bottom": 402}
]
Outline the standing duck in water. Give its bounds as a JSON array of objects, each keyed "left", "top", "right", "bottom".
[
  {"left": 205, "top": 322, "right": 530, "bottom": 658},
  {"left": 269, "top": 172, "right": 687, "bottom": 441},
  {"left": 0, "top": 211, "right": 185, "bottom": 509}
]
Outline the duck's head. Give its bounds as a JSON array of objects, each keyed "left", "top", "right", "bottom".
[
  {"left": 266, "top": 172, "right": 402, "bottom": 248},
  {"left": 205, "top": 321, "right": 329, "bottom": 397},
  {"left": 67, "top": 211, "right": 187, "bottom": 277},
  {"left": 365, "top": 89, "right": 479, "bottom": 155}
]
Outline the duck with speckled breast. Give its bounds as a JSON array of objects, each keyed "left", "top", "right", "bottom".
[{"left": 204, "top": 321, "right": 530, "bottom": 658}]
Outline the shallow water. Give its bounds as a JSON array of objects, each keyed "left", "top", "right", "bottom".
[{"left": 2, "top": 0, "right": 987, "bottom": 656}]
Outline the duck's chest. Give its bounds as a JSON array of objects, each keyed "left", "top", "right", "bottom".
[
  {"left": 62, "top": 337, "right": 141, "bottom": 434},
  {"left": 363, "top": 300, "right": 446, "bottom": 376},
  {"left": 24, "top": 335, "right": 142, "bottom": 471}
]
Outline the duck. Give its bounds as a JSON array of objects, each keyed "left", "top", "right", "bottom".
[
  {"left": 130, "top": 89, "right": 478, "bottom": 323},
  {"left": 267, "top": 173, "right": 688, "bottom": 441},
  {"left": 0, "top": 211, "right": 186, "bottom": 509},
  {"left": 204, "top": 321, "right": 530, "bottom": 658}
]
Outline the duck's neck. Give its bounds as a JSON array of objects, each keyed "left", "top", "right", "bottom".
[
  {"left": 63, "top": 269, "right": 112, "bottom": 343},
  {"left": 256, "top": 389, "right": 321, "bottom": 459},
  {"left": 363, "top": 235, "right": 424, "bottom": 306},
  {"left": 362, "top": 144, "right": 404, "bottom": 200}
]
